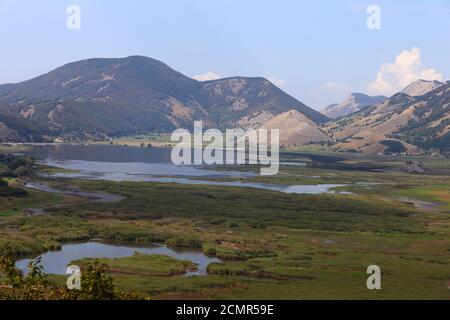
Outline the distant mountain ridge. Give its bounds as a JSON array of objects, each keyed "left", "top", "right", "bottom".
[
  {"left": 321, "top": 93, "right": 386, "bottom": 119},
  {"left": 0, "top": 56, "right": 328, "bottom": 142},
  {"left": 324, "top": 80, "right": 450, "bottom": 154},
  {"left": 1, "top": 58, "right": 448, "bottom": 154}
]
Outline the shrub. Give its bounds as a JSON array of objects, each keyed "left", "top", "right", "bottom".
[
  {"left": 165, "top": 237, "right": 202, "bottom": 248},
  {"left": 0, "top": 252, "right": 140, "bottom": 300}
]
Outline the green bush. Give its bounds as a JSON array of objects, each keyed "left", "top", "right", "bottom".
[
  {"left": 165, "top": 237, "right": 202, "bottom": 248},
  {"left": 0, "top": 252, "right": 140, "bottom": 300}
]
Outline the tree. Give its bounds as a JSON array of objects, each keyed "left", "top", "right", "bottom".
[
  {"left": 63, "top": 262, "right": 116, "bottom": 300},
  {"left": 0, "top": 251, "right": 48, "bottom": 300},
  {"left": 0, "top": 253, "right": 141, "bottom": 300}
]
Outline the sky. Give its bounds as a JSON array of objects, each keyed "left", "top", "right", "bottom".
[{"left": 0, "top": 0, "right": 449, "bottom": 109}]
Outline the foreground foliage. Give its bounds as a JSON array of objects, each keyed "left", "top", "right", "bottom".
[{"left": 0, "top": 251, "right": 141, "bottom": 300}]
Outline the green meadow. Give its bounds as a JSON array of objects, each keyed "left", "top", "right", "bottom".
[{"left": 1, "top": 149, "right": 449, "bottom": 299}]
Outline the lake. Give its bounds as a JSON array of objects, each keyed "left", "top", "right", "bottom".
[
  {"left": 25, "top": 144, "right": 350, "bottom": 194},
  {"left": 27, "top": 144, "right": 253, "bottom": 177}
]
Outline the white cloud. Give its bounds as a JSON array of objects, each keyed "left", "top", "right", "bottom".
[
  {"left": 367, "top": 47, "right": 443, "bottom": 96},
  {"left": 193, "top": 71, "right": 221, "bottom": 81},
  {"left": 267, "top": 76, "right": 287, "bottom": 87}
]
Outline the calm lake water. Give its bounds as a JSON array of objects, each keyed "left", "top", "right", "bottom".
[
  {"left": 28, "top": 144, "right": 253, "bottom": 177},
  {"left": 16, "top": 242, "right": 221, "bottom": 277},
  {"left": 25, "top": 144, "right": 349, "bottom": 194}
]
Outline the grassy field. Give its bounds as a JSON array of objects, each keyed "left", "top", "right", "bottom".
[
  {"left": 394, "top": 185, "right": 450, "bottom": 210},
  {"left": 1, "top": 149, "right": 449, "bottom": 300},
  {"left": 0, "top": 190, "right": 63, "bottom": 217},
  {"left": 73, "top": 252, "right": 196, "bottom": 276}
]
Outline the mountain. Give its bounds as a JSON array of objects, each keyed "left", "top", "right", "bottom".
[
  {"left": 401, "top": 79, "right": 444, "bottom": 97},
  {"left": 0, "top": 56, "right": 208, "bottom": 140},
  {"left": 204, "top": 77, "right": 328, "bottom": 128},
  {"left": 260, "top": 110, "right": 331, "bottom": 145},
  {"left": 321, "top": 93, "right": 386, "bottom": 119},
  {"left": 321, "top": 103, "right": 338, "bottom": 117},
  {"left": 0, "top": 56, "right": 328, "bottom": 142},
  {"left": 0, "top": 105, "right": 52, "bottom": 142},
  {"left": 323, "top": 81, "right": 450, "bottom": 154}
]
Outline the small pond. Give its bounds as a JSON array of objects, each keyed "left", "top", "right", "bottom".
[{"left": 16, "top": 242, "right": 221, "bottom": 277}]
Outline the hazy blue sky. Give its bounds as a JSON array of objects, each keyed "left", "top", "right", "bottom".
[{"left": 0, "top": 0, "right": 449, "bottom": 108}]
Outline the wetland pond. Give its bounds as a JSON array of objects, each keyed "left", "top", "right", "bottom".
[{"left": 16, "top": 242, "right": 221, "bottom": 277}]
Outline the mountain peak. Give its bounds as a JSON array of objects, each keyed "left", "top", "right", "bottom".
[
  {"left": 260, "top": 109, "right": 331, "bottom": 145},
  {"left": 321, "top": 93, "right": 386, "bottom": 119},
  {"left": 401, "top": 79, "right": 444, "bottom": 97}
]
